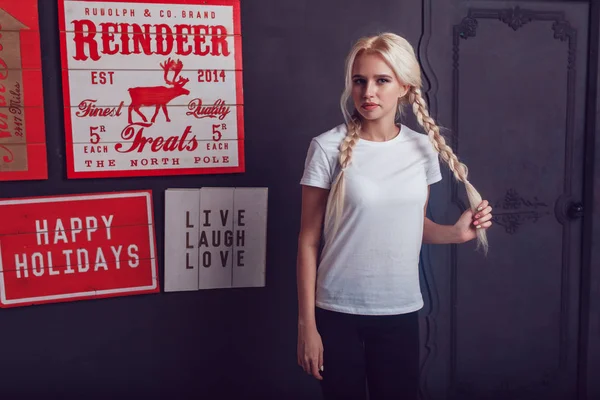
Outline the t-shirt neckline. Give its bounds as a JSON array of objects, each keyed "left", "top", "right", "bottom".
[{"left": 356, "top": 124, "right": 406, "bottom": 147}]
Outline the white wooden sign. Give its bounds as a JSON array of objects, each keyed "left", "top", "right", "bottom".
[
  {"left": 164, "top": 187, "right": 267, "bottom": 292},
  {"left": 58, "top": 0, "right": 244, "bottom": 179}
]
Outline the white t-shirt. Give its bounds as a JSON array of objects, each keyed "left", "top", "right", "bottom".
[{"left": 300, "top": 123, "right": 443, "bottom": 315}]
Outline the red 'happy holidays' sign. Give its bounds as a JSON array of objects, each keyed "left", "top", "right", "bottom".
[{"left": 0, "top": 190, "right": 159, "bottom": 308}]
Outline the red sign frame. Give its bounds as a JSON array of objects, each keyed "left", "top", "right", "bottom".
[
  {"left": 0, "top": 190, "right": 159, "bottom": 308},
  {"left": 58, "top": 0, "right": 245, "bottom": 179},
  {"left": 0, "top": 0, "right": 48, "bottom": 181}
]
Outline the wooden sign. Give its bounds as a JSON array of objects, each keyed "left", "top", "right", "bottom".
[
  {"left": 164, "top": 187, "right": 267, "bottom": 292},
  {"left": 0, "top": 190, "right": 159, "bottom": 308},
  {"left": 58, "top": 0, "right": 244, "bottom": 179},
  {"left": 0, "top": 0, "right": 48, "bottom": 181}
]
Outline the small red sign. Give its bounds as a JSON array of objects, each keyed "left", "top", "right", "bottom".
[
  {"left": 0, "top": 0, "right": 48, "bottom": 181},
  {"left": 0, "top": 190, "right": 159, "bottom": 308}
]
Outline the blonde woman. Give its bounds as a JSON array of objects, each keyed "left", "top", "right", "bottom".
[{"left": 296, "top": 33, "right": 493, "bottom": 400}]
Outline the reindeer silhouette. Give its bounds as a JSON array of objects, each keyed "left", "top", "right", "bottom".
[{"left": 127, "top": 58, "right": 190, "bottom": 124}]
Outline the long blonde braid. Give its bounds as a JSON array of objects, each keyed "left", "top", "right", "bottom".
[
  {"left": 409, "top": 86, "right": 489, "bottom": 254},
  {"left": 324, "top": 115, "right": 361, "bottom": 239}
]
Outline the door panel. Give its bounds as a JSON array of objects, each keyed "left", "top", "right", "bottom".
[{"left": 419, "top": 2, "right": 589, "bottom": 399}]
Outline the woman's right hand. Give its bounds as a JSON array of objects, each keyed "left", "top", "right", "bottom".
[{"left": 297, "top": 322, "right": 324, "bottom": 380}]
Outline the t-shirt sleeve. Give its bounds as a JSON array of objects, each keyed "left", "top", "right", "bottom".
[
  {"left": 426, "top": 146, "right": 443, "bottom": 185},
  {"left": 300, "top": 139, "right": 333, "bottom": 189}
]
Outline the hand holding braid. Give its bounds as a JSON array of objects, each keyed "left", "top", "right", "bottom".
[{"left": 409, "top": 86, "right": 489, "bottom": 254}]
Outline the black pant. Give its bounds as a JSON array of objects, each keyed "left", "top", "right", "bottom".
[{"left": 315, "top": 307, "right": 420, "bottom": 400}]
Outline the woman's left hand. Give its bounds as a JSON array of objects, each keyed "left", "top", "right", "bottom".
[{"left": 454, "top": 200, "right": 493, "bottom": 243}]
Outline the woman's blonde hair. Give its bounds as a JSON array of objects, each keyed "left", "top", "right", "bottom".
[{"left": 325, "top": 32, "right": 488, "bottom": 254}]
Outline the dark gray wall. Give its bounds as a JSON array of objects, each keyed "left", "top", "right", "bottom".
[
  {"left": 583, "top": 1, "right": 600, "bottom": 399},
  {"left": 0, "top": 1, "right": 421, "bottom": 399}
]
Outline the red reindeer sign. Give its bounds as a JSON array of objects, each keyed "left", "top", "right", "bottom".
[{"left": 58, "top": 0, "right": 244, "bottom": 179}]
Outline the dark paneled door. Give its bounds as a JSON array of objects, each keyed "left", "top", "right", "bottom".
[{"left": 417, "top": 1, "right": 590, "bottom": 399}]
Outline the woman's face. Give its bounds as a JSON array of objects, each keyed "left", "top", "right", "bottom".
[{"left": 351, "top": 52, "right": 408, "bottom": 123}]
